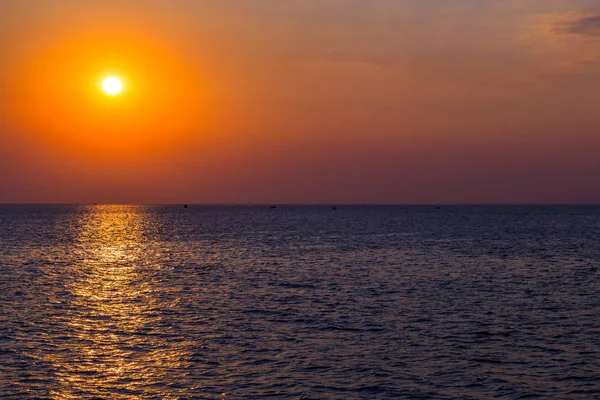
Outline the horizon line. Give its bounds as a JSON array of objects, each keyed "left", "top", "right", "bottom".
[{"left": 1, "top": 203, "right": 599, "bottom": 207}]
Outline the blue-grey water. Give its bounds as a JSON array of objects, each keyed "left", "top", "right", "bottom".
[{"left": 1, "top": 205, "right": 599, "bottom": 399}]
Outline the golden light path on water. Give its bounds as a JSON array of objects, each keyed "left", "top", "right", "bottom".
[{"left": 47, "top": 206, "right": 193, "bottom": 399}]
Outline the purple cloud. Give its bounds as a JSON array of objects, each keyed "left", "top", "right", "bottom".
[{"left": 562, "top": 15, "right": 600, "bottom": 37}]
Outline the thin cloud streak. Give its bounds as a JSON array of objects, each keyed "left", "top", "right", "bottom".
[{"left": 560, "top": 15, "right": 600, "bottom": 36}]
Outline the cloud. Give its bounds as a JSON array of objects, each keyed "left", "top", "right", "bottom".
[{"left": 561, "top": 15, "right": 600, "bottom": 37}]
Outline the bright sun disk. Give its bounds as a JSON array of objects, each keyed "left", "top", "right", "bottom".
[{"left": 102, "top": 77, "right": 123, "bottom": 95}]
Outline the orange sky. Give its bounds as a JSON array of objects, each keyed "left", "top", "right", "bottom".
[{"left": 1, "top": 0, "right": 599, "bottom": 204}]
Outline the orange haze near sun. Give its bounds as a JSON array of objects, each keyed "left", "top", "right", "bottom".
[{"left": 6, "top": 30, "right": 212, "bottom": 159}]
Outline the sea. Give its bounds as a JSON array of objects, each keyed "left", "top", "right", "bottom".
[{"left": 1, "top": 205, "right": 599, "bottom": 399}]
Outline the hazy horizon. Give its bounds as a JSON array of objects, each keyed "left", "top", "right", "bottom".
[{"left": 2, "top": 203, "right": 600, "bottom": 207}]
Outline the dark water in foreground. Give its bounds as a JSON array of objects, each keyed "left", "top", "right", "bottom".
[{"left": 1, "top": 205, "right": 599, "bottom": 399}]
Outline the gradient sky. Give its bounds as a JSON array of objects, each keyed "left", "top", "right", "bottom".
[{"left": 1, "top": 0, "right": 599, "bottom": 204}]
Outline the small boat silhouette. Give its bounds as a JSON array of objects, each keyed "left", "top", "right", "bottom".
[{"left": 184, "top": 204, "right": 188, "bottom": 209}]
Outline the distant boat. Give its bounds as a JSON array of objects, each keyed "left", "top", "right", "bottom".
[
  {"left": 332, "top": 205, "right": 337, "bottom": 211},
  {"left": 184, "top": 204, "right": 188, "bottom": 209},
  {"left": 270, "top": 205, "right": 277, "bottom": 209}
]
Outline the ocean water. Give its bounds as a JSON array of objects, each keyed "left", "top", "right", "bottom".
[{"left": 1, "top": 205, "right": 599, "bottom": 399}]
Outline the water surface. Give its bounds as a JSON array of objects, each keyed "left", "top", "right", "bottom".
[{"left": 1, "top": 205, "right": 599, "bottom": 399}]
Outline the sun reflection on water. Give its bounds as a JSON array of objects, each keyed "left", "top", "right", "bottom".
[{"left": 48, "top": 206, "right": 191, "bottom": 399}]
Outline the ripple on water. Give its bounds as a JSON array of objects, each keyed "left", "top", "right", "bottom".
[{"left": 0, "top": 205, "right": 599, "bottom": 398}]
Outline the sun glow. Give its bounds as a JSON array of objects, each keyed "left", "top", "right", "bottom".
[
  {"left": 102, "top": 76, "right": 123, "bottom": 95},
  {"left": 9, "top": 31, "right": 213, "bottom": 158}
]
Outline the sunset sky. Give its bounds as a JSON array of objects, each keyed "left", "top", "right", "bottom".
[{"left": 1, "top": 0, "right": 599, "bottom": 204}]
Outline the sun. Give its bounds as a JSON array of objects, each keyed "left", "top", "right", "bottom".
[{"left": 102, "top": 76, "right": 123, "bottom": 96}]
